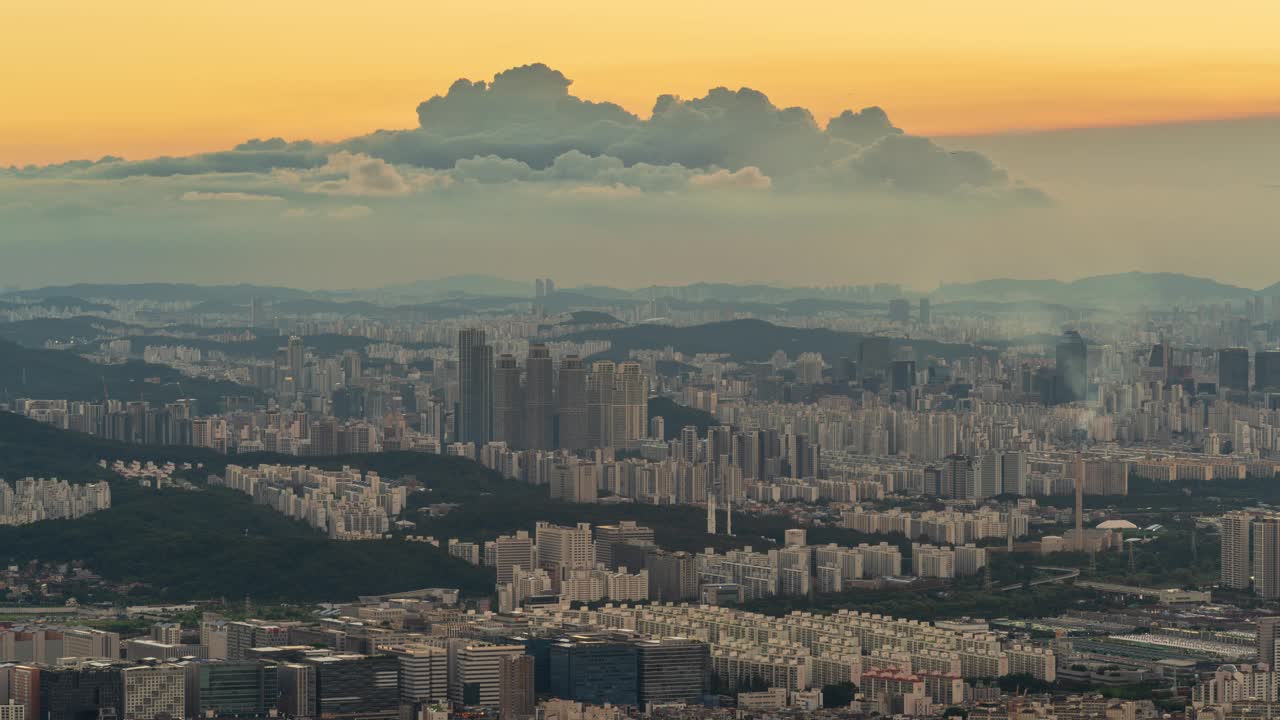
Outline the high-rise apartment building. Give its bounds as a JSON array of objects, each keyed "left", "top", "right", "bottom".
[
  {"left": 550, "top": 461, "right": 598, "bottom": 504},
  {"left": 557, "top": 355, "right": 589, "bottom": 450},
  {"left": 588, "top": 361, "right": 645, "bottom": 449},
  {"left": 486, "top": 530, "right": 537, "bottom": 585},
  {"left": 458, "top": 329, "right": 494, "bottom": 446},
  {"left": 1221, "top": 511, "right": 1254, "bottom": 591},
  {"left": 286, "top": 336, "right": 305, "bottom": 386},
  {"left": 498, "top": 654, "right": 535, "bottom": 720},
  {"left": 536, "top": 522, "right": 596, "bottom": 572},
  {"left": 1258, "top": 617, "right": 1280, "bottom": 671},
  {"left": 494, "top": 354, "right": 523, "bottom": 447},
  {"left": 940, "top": 455, "right": 976, "bottom": 500},
  {"left": 594, "top": 521, "right": 655, "bottom": 569},
  {"left": 524, "top": 344, "right": 554, "bottom": 450},
  {"left": 1255, "top": 517, "right": 1280, "bottom": 600}
]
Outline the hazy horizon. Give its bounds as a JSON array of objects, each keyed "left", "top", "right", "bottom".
[{"left": 3, "top": 59, "right": 1278, "bottom": 291}]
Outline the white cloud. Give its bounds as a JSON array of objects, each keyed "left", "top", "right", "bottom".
[
  {"left": 688, "top": 166, "right": 771, "bottom": 190},
  {"left": 307, "top": 151, "right": 415, "bottom": 196},
  {"left": 180, "top": 190, "right": 284, "bottom": 202}
]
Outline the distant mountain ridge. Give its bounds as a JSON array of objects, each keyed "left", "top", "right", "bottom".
[
  {"left": 935, "top": 272, "right": 1270, "bottom": 308},
  {"left": 6, "top": 272, "right": 1276, "bottom": 310}
]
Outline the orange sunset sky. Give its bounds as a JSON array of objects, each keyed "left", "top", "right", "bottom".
[{"left": 4, "top": 0, "right": 1280, "bottom": 166}]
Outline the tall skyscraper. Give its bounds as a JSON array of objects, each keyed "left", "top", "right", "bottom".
[
  {"left": 250, "top": 297, "right": 265, "bottom": 327},
  {"left": 1255, "top": 517, "right": 1280, "bottom": 600},
  {"left": 588, "top": 361, "right": 648, "bottom": 449},
  {"left": 494, "top": 354, "right": 523, "bottom": 447},
  {"left": 918, "top": 298, "right": 931, "bottom": 325},
  {"left": 890, "top": 360, "right": 916, "bottom": 394},
  {"left": 1073, "top": 455, "right": 1085, "bottom": 552},
  {"left": 616, "top": 361, "right": 649, "bottom": 449},
  {"left": 557, "top": 355, "right": 588, "bottom": 450},
  {"left": 858, "top": 337, "right": 891, "bottom": 379},
  {"left": 458, "top": 328, "right": 494, "bottom": 446},
  {"left": 888, "top": 299, "right": 910, "bottom": 323},
  {"left": 524, "top": 344, "right": 554, "bottom": 450},
  {"left": 941, "top": 455, "right": 976, "bottom": 499},
  {"left": 1219, "top": 348, "right": 1251, "bottom": 393},
  {"left": 1000, "top": 451, "right": 1027, "bottom": 496},
  {"left": 286, "top": 336, "right": 304, "bottom": 385},
  {"left": 1257, "top": 351, "right": 1280, "bottom": 391},
  {"left": 1054, "top": 331, "right": 1088, "bottom": 404},
  {"left": 1221, "top": 511, "right": 1253, "bottom": 591}
]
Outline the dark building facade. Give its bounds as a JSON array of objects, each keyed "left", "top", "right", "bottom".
[
  {"left": 890, "top": 360, "right": 917, "bottom": 395},
  {"left": 1054, "top": 331, "right": 1088, "bottom": 404},
  {"left": 548, "top": 638, "right": 638, "bottom": 707},
  {"left": 1256, "top": 351, "right": 1280, "bottom": 391},
  {"left": 1219, "top": 347, "right": 1250, "bottom": 393},
  {"left": 308, "top": 655, "right": 400, "bottom": 720},
  {"left": 457, "top": 328, "right": 494, "bottom": 446},
  {"left": 38, "top": 664, "right": 124, "bottom": 720},
  {"left": 194, "top": 662, "right": 279, "bottom": 718},
  {"left": 636, "top": 639, "right": 708, "bottom": 707}
]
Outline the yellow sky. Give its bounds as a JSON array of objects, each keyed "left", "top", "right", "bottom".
[{"left": 5, "top": 0, "right": 1280, "bottom": 166}]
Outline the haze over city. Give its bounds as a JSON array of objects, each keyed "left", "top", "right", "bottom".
[{"left": 4, "top": 5, "right": 1280, "bottom": 720}]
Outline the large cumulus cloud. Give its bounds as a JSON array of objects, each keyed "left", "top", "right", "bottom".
[{"left": 8, "top": 62, "right": 1041, "bottom": 202}]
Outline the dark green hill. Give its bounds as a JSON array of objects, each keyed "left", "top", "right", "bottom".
[
  {"left": 647, "top": 397, "right": 716, "bottom": 440},
  {"left": 0, "top": 317, "right": 136, "bottom": 347},
  {"left": 0, "top": 338, "right": 255, "bottom": 411},
  {"left": 0, "top": 481, "right": 494, "bottom": 601},
  {"left": 0, "top": 413, "right": 494, "bottom": 601},
  {"left": 569, "top": 319, "right": 991, "bottom": 364}
]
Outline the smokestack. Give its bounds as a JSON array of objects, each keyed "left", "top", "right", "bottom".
[{"left": 1074, "top": 455, "right": 1085, "bottom": 552}]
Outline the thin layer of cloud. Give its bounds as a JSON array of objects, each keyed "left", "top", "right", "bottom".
[
  {"left": 688, "top": 166, "right": 771, "bottom": 190},
  {"left": 180, "top": 190, "right": 285, "bottom": 202}
]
